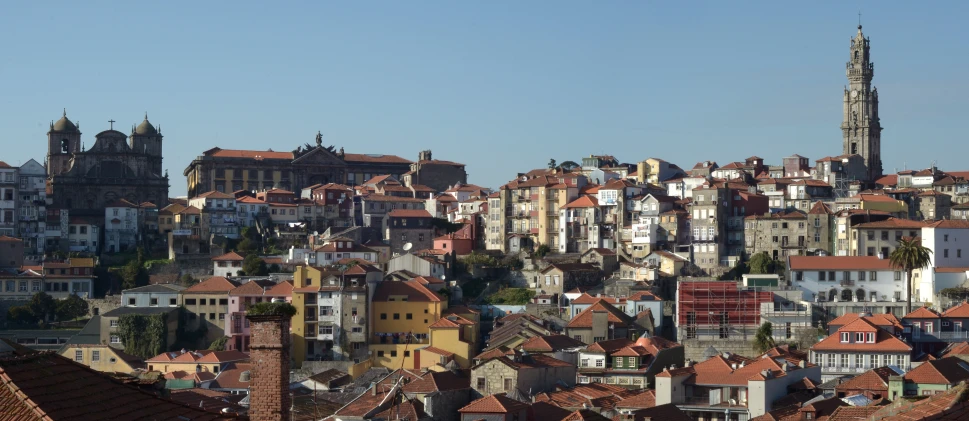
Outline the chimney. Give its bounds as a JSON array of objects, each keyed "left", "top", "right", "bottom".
[{"left": 247, "top": 313, "right": 292, "bottom": 421}]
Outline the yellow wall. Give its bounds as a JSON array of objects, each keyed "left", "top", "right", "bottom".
[
  {"left": 370, "top": 298, "right": 444, "bottom": 369},
  {"left": 428, "top": 327, "right": 473, "bottom": 368},
  {"left": 292, "top": 266, "right": 322, "bottom": 365},
  {"left": 147, "top": 361, "right": 222, "bottom": 373},
  {"left": 60, "top": 346, "right": 139, "bottom": 373},
  {"left": 860, "top": 198, "right": 908, "bottom": 215}
]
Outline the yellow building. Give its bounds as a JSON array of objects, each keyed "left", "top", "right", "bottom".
[
  {"left": 370, "top": 279, "right": 445, "bottom": 369},
  {"left": 59, "top": 344, "right": 143, "bottom": 373},
  {"left": 424, "top": 315, "right": 475, "bottom": 368},
  {"left": 498, "top": 172, "right": 581, "bottom": 251},
  {"left": 291, "top": 265, "right": 372, "bottom": 366}
]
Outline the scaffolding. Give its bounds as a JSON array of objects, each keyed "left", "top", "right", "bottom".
[{"left": 678, "top": 281, "right": 772, "bottom": 341}]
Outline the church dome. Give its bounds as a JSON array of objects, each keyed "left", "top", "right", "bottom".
[
  {"left": 135, "top": 113, "right": 157, "bottom": 135},
  {"left": 52, "top": 110, "right": 78, "bottom": 133}
]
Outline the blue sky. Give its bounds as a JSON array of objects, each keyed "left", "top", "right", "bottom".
[{"left": 1, "top": 1, "right": 967, "bottom": 196}]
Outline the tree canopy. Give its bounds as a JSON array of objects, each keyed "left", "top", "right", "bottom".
[
  {"left": 754, "top": 322, "right": 777, "bottom": 353},
  {"left": 243, "top": 254, "right": 268, "bottom": 276},
  {"left": 56, "top": 294, "right": 89, "bottom": 321},
  {"left": 890, "top": 237, "right": 933, "bottom": 313}
]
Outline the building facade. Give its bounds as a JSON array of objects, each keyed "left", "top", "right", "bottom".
[{"left": 841, "top": 25, "right": 883, "bottom": 181}]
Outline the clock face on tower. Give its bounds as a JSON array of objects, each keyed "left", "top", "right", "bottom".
[{"left": 851, "top": 90, "right": 858, "bottom": 99}]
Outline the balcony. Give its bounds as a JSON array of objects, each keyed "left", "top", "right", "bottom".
[
  {"left": 676, "top": 396, "right": 748, "bottom": 409},
  {"left": 840, "top": 280, "right": 855, "bottom": 287},
  {"left": 912, "top": 331, "right": 969, "bottom": 343},
  {"left": 821, "top": 364, "right": 910, "bottom": 374}
]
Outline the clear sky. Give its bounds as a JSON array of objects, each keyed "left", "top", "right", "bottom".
[{"left": 2, "top": 1, "right": 967, "bottom": 197}]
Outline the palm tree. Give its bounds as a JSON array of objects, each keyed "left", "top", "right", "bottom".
[{"left": 889, "top": 237, "right": 933, "bottom": 314}]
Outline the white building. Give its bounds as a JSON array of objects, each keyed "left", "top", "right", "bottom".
[
  {"left": 916, "top": 220, "right": 969, "bottom": 304},
  {"left": 788, "top": 255, "right": 907, "bottom": 305},
  {"left": 663, "top": 175, "right": 706, "bottom": 200},
  {"left": 104, "top": 200, "right": 140, "bottom": 253},
  {"left": 0, "top": 162, "right": 17, "bottom": 237},
  {"left": 16, "top": 159, "right": 46, "bottom": 255},
  {"left": 68, "top": 218, "right": 99, "bottom": 254},
  {"left": 189, "top": 191, "right": 239, "bottom": 239},
  {"left": 236, "top": 196, "right": 268, "bottom": 228},
  {"left": 809, "top": 317, "right": 912, "bottom": 382}
]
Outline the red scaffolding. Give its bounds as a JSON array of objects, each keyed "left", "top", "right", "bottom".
[{"left": 678, "top": 281, "right": 773, "bottom": 338}]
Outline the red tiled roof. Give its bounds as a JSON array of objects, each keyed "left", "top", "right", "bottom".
[
  {"left": 419, "top": 346, "right": 455, "bottom": 357},
  {"left": 567, "top": 300, "right": 631, "bottom": 329},
  {"left": 211, "top": 251, "right": 245, "bottom": 262},
  {"left": 205, "top": 147, "right": 293, "bottom": 160},
  {"left": 0, "top": 352, "right": 234, "bottom": 420},
  {"left": 615, "top": 389, "right": 656, "bottom": 409},
  {"left": 459, "top": 393, "right": 530, "bottom": 414},
  {"left": 828, "top": 312, "right": 903, "bottom": 330},
  {"left": 428, "top": 315, "right": 475, "bottom": 329},
  {"left": 854, "top": 218, "right": 928, "bottom": 229},
  {"left": 943, "top": 301, "right": 969, "bottom": 318},
  {"left": 788, "top": 255, "right": 897, "bottom": 271},
  {"left": 563, "top": 196, "right": 599, "bottom": 209},
  {"left": 196, "top": 191, "right": 236, "bottom": 200},
  {"left": 811, "top": 318, "right": 912, "bottom": 353},
  {"left": 905, "top": 306, "right": 941, "bottom": 319},
  {"left": 182, "top": 276, "right": 240, "bottom": 294},
  {"left": 146, "top": 349, "right": 249, "bottom": 364},
  {"left": 943, "top": 342, "right": 969, "bottom": 357},
  {"left": 372, "top": 279, "right": 441, "bottom": 302},
  {"left": 570, "top": 293, "right": 618, "bottom": 305},
  {"left": 534, "top": 383, "right": 638, "bottom": 411},
  {"left": 520, "top": 334, "right": 586, "bottom": 352},
  {"left": 402, "top": 370, "right": 469, "bottom": 394},
  {"left": 902, "top": 357, "right": 969, "bottom": 385},
  {"left": 835, "top": 366, "right": 895, "bottom": 392},
  {"left": 867, "top": 382, "right": 969, "bottom": 420},
  {"left": 342, "top": 153, "right": 412, "bottom": 164},
  {"left": 388, "top": 209, "right": 432, "bottom": 218}
]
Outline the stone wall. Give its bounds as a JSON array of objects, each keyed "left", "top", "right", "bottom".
[
  {"left": 680, "top": 338, "right": 759, "bottom": 362},
  {"left": 87, "top": 296, "right": 122, "bottom": 318}
]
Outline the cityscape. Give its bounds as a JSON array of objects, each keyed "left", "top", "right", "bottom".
[{"left": 4, "top": 5, "right": 969, "bottom": 421}]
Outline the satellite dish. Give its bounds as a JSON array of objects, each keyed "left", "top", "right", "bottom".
[
  {"left": 402, "top": 243, "right": 413, "bottom": 251},
  {"left": 313, "top": 231, "right": 319, "bottom": 236},
  {"left": 441, "top": 275, "right": 446, "bottom": 280}
]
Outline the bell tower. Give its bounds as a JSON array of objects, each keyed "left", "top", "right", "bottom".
[
  {"left": 841, "top": 24, "right": 882, "bottom": 181},
  {"left": 46, "top": 109, "right": 82, "bottom": 177}
]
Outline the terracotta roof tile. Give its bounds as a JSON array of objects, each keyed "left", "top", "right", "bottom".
[
  {"left": 835, "top": 366, "right": 895, "bottom": 392},
  {"left": 567, "top": 300, "right": 632, "bottom": 329},
  {"left": 182, "top": 276, "right": 241, "bottom": 293},
  {"left": 904, "top": 306, "right": 941, "bottom": 319},
  {"left": 372, "top": 279, "right": 441, "bottom": 302},
  {"left": 212, "top": 251, "right": 245, "bottom": 262},
  {"left": 459, "top": 393, "right": 531, "bottom": 414},
  {"left": 520, "top": 334, "right": 586, "bottom": 352},
  {"left": 811, "top": 319, "right": 912, "bottom": 353},
  {"left": 902, "top": 357, "right": 969, "bottom": 385},
  {"left": 0, "top": 352, "right": 234, "bottom": 420},
  {"left": 387, "top": 209, "right": 432, "bottom": 218}
]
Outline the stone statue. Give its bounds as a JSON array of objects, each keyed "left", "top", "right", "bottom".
[{"left": 316, "top": 131, "right": 323, "bottom": 147}]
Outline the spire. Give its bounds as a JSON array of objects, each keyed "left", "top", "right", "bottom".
[
  {"left": 63, "top": 108, "right": 67, "bottom": 118},
  {"left": 144, "top": 112, "right": 148, "bottom": 121}
]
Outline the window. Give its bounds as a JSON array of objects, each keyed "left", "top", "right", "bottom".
[
  {"left": 795, "top": 271, "right": 803, "bottom": 281},
  {"left": 858, "top": 271, "right": 866, "bottom": 281},
  {"left": 881, "top": 231, "right": 889, "bottom": 241},
  {"left": 855, "top": 332, "right": 865, "bottom": 342},
  {"left": 840, "top": 333, "right": 849, "bottom": 343},
  {"left": 380, "top": 313, "right": 387, "bottom": 320},
  {"left": 150, "top": 298, "right": 158, "bottom": 306},
  {"left": 377, "top": 351, "right": 385, "bottom": 357},
  {"left": 393, "top": 313, "right": 400, "bottom": 320},
  {"left": 477, "top": 378, "right": 486, "bottom": 390},
  {"left": 319, "top": 326, "right": 333, "bottom": 335},
  {"left": 945, "top": 249, "right": 950, "bottom": 258},
  {"left": 819, "top": 271, "right": 826, "bottom": 281},
  {"left": 843, "top": 271, "right": 851, "bottom": 281},
  {"left": 595, "top": 359, "right": 604, "bottom": 368},
  {"left": 504, "top": 378, "right": 513, "bottom": 391},
  {"left": 92, "top": 350, "right": 100, "bottom": 361},
  {"left": 170, "top": 298, "right": 177, "bottom": 306},
  {"left": 406, "top": 313, "right": 412, "bottom": 320},
  {"left": 390, "top": 351, "right": 397, "bottom": 357},
  {"left": 866, "top": 332, "right": 875, "bottom": 343},
  {"left": 895, "top": 271, "right": 902, "bottom": 281},
  {"left": 110, "top": 335, "right": 121, "bottom": 344},
  {"left": 870, "top": 271, "right": 877, "bottom": 281},
  {"left": 110, "top": 320, "right": 118, "bottom": 328},
  {"left": 127, "top": 298, "right": 136, "bottom": 306},
  {"left": 75, "top": 350, "right": 83, "bottom": 362},
  {"left": 829, "top": 271, "right": 835, "bottom": 281},
  {"left": 945, "top": 234, "right": 950, "bottom": 242}
]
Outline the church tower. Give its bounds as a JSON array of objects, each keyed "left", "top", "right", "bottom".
[
  {"left": 46, "top": 109, "right": 82, "bottom": 177},
  {"left": 130, "top": 113, "right": 164, "bottom": 177},
  {"left": 841, "top": 24, "right": 883, "bottom": 181}
]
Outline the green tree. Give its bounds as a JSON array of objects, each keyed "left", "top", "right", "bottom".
[
  {"left": 559, "top": 161, "right": 580, "bottom": 172},
  {"left": 179, "top": 274, "right": 198, "bottom": 287},
  {"left": 121, "top": 259, "right": 149, "bottom": 289},
  {"left": 236, "top": 238, "right": 256, "bottom": 254},
  {"left": 889, "top": 237, "right": 934, "bottom": 313},
  {"left": 754, "top": 322, "right": 777, "bottom": 353},
  {"left": 243, "top": 254, "right": 268, "bottom": 276},
  {"left": 28, "top": 292, "right": 57, "bottom": 322},
  {"left": 548, "top": 159, "right": 557, "bottom": 169},
  {"left": 56, "top": 294, "right": 89, "bottom": 321},
  {"left": 535, "top": 244, "right": 551, "bottom": 258},
  {"left": 6, "top": 305, "right": 37, "bottom": 325},
  {"left": 208, "top": 336, "right": 228, "bottom": 351},
  {"left": 748, "top": 252, "right": 773, "bottom": 274},
  {"left": 268, "top": 263, "right": 281, "bottom": 273}
]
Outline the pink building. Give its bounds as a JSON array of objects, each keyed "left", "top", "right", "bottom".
[
  {"left": 433, "top": 224, "right": 474, "bottom": 256},
  {"left": 226, "top": 280, "right": 293, "bottom": 351}
]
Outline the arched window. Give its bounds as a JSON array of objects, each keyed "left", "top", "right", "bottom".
[
  {"left": 830, "top": 289, "right": 838, "bottom": 301},
  {"left": 841, "top": 289, "right": 853, "bottom": 302},
  {"left": 856, "top": 288, "right": 866, "bottom": 301},
  {"left": 854, "top": 50, "right": 859, "bottom": 60}
]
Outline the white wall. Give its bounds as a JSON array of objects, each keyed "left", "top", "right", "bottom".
[
  {"left": 792, "top": 268, "right": 905, "bottom": 303},
  {"left": 922, "top": 226, "right": 969, "bottom": 268}
]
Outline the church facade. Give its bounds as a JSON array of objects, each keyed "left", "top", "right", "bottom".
[
  {"left": 841, "top": 24, "right": 883, "bottom": 182},
  {"left": 46, "top": 112, "right": 170, "bottom": 216}
]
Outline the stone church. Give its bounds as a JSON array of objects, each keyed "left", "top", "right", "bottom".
[{"left": 46, "top": 111, "right": 170, "bottom": 216}]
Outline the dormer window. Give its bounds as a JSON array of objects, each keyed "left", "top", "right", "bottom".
[
  {"left": 840, "top": 333, "right": 849, "bottom": 343},
  {"left": 866, "top": 332, "right": 875, "bottom": 343},
  {"left": 855, "top": 332, "right": 865, "bottom": 342}
]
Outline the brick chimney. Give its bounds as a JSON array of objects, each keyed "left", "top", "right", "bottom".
[{"left": 247, "top": 314, "right": 292, "bottom": 421}]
